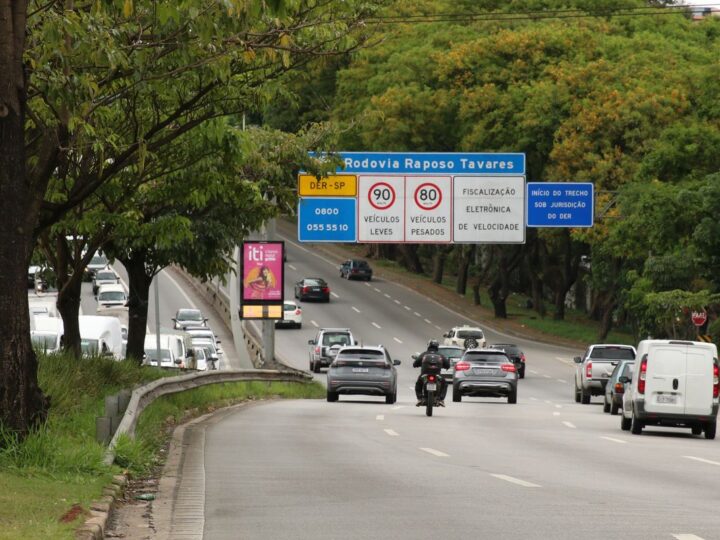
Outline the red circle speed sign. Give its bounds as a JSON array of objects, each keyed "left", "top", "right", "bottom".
[
  {"left": 692, "top": 310, "right": 707, "bottom": 327},
  {"left": 414, "top": 182, "right": 442, "bottom": 211},
  {"left": 368, "top": 182, "right": 396, "bottom": 210}
]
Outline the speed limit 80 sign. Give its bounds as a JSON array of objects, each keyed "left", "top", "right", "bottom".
[{"left": 406, "top": 176, "right": 451, "bottom": 242}]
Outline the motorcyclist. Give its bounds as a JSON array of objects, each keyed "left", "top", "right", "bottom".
[{"left": 414, "top": 339, "right": 450, "bottom": 406}]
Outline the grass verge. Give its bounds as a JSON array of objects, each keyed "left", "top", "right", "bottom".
[{"left": 0, "top": 353, "right": 322, "bottom": 539}]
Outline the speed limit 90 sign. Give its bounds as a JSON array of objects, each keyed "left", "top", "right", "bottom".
[{"left": 368, "top": 182, "right": 396, "bottom": 210}]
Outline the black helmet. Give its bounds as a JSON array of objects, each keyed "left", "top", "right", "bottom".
[{"left": 427, "top": 339, "right": 439, "bottom": 351}]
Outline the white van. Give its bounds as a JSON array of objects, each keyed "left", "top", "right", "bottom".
[
  {"left": 96, "top": 283, "right": 128, "bottom": 310},
  {"left": 144, "top": 333, "right": 192, "bottom": 369},
  {"left": 621, "top": 340, "right": 719, "bottom": 439},
  {"left": 78, "top": 315, "right": 124, "bottom": 360},
  {"left": 31, "top": 316, "right": 64, "bottom": 353}
]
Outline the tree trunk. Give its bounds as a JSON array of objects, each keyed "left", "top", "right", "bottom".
[
  {"left": 399, "top": 244, "right": 424, "bottom": 274},
  {"left": 56, "top": 272, "right": 83, "bottom": 358},
  {"left": 552, "top": 229, "right": 581, "bottom": 321},
  {"left": 0, "top": 1, "right": 49, "bottom": 435},
  {"left": 456, "top": 246, "right": 471, "bottom": 296},
  {"left": 598, "top": 299, "right": 617, "bottom": 341},
  {"left": 488, "top": 279, "right": 507, "bottom": 318},
  {"left": 122, "top": 252, "right": 154, "bottom": 365},
  {"left": 554, "top": 288, "right": 567, "bottom": 321},
  {"left": 432, "top": 246, "right": 447, "bottom": 284}
]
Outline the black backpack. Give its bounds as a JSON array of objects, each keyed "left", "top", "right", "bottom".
[{"left": 421, "top": 353, "right": 444, "bottom": 374}]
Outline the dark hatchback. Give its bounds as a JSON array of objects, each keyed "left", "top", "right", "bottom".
[
  {"left": 340, "top": 259, "right": 373, "bottom": 281},
  {"left": 604, "top": 360, "right": 634, "bottom": 415},
  {"left": 488, "top": 343, "right": 526, "bottom": 379},
  {"left": 295, "top": 277, "right": 330, "bottom": 302}
]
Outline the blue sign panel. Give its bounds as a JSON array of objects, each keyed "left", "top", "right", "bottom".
[
  {"left": 527, "top": 182, "right": 594, "bottom": 228},
  {"left": 311, "top": 152, "right": 525, "bottom": 176},
  {"left": 298, "top": 197, "right": 357, "bottom": 242}
]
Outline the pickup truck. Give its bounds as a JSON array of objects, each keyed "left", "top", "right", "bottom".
[{"left": 574, "top": 344, "right": 636, "bottom": 404}]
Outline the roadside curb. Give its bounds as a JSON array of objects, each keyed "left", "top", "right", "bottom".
[{"left": 75, "top": 475, "right": 127, "bottom": 539}]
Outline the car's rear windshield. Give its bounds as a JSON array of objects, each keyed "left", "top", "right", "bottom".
[
  {"left": 96, "top": 272, "right": 116, "bottom": 280},
  {"left": 439, "top": 347, "right": 464, "bottom": 359},
  {"left": 334, "top": 350, "right": 387, "bottom": 367},
  {"left": 463, "top": 352, "right": 508, "bottom": 363},
  {"left": 354, "top": 261, "right": 370, "bottom": 268},
  {"left": 283, "top": 303, "right": 296, "bottom": 311},
  {"left": 99, "top": 291, "right": 126, "bottom": 301},
  {"left": 323, "top": 333, "right": 351, "bottom": 346},
  {"left": 305, "top": 278, "right": 326, "bottom": 286},
  {"left": 492, "top": 344, "right": 520, "bottom": 354},
  {"left": 590, "top": 347, "right": 635, "bottom": 360},
  {"left": 457, "top": 330, "right": 484, "bottom": 339},
  {"left": 178, "top": 309, "right": 203, "bottom": 320}
]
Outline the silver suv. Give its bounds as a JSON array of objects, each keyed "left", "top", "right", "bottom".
[
  {"left": 308, "top": 328, "right": 357, "bottom": 373},
  {"left": 443, "top": 325, "right": 487, "bottom": 349}
]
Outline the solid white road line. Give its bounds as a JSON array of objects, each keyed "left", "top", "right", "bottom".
[
  {"left": 600, "top": 436, "right": 627, "bottom": 444},
  {"left": 288, "top": 264, "right": 297, "bottom": 270},
  {"left": 384, "top": 293, "right": 391, "bottom": 298},
  {"left": 384, "top": 429, "right": 399, "bottom": 437},
  {"left": 683, "top": 456, "right": 720, "bottom": 467},
  {"left": 562, "top": 421, "right": 576, "bottom": 429},
  {"left": 376, "top": 415, "right": 384, "bottom": 421},
  {"left": 394, "top": 337, "right": 403, "bottom": 344},
  {"left": 161, "top": 270, "right": 197, "bottom": 308},
  {"left": 424, "top": 318, "right": 432, "bottom": 325},
  {"left": 530, "top": 397, "right": 538, "bottom": 401},
  {"left": 331, "top": 292, "right": 339, "bottom": 298},
  {"left": 673, "top": 535, "right": 706, "bottom": 540},
  {"left": 420, "top": 448, "right": 449, "bottom": 458},
  {"left": 394, "top": 299, "right": 401, "bottom": 305},
  {"left": 311, "top": 320, "right": 319, "bottom": 328},
  {"left": 490, "top": 474, "right": 540, "bottom": 488},
  {"left": 352, "top": 306, "right": 361, "bottom": 313},
  {"left": 372, "top": 322, "right": 381, "bottom": 329}
]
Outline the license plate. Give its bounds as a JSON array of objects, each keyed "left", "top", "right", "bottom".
[
  {"left": 474, "top": 368, "right": 494, "bottom": 375},
  {"left": 426, "top": 383, "right": 437, "bottom": 391},
  {"left": 657, "top": 394, "right": 677, "bottom": 404},
  {"left": 352, "top": 368, "right": 369, "bottom": 373}
]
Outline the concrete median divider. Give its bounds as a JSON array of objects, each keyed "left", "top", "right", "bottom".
[{"left": 103, "top": 368, "right": 312, "bottom": 466}]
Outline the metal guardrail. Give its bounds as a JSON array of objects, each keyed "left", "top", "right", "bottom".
[{"left": 103, "top": 369, "right": 312, "bottom": 465}]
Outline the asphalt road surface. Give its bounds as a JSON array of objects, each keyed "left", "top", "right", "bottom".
[{"left": 112, "top": 233, "right": 720, "bottom": 540}]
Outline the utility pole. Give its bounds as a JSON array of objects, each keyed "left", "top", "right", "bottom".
[{"left": 261, "top": 217, "right": 276, "bottom": 366}]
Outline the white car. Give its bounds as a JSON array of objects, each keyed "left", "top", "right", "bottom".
[
  {"left": 92, "top": 267, "right": 120, "bottom": 295},
  {"left": 443, "top": 325, "right": 487, "bottom": 349},
  {"left": 96, "top": 283, "right": 128, "bottom": 310},
  {"left": 184, "top": 326, "right": 222, "bottom": 355},
  {"left": 276, "top": 301, "right": 302, "bottom": 329},
  {"left": 621, "top": 339, "right": 719, "bottom": 439},
  {"left": 173, "top": 308, "right": 207, "bottom": 330}
]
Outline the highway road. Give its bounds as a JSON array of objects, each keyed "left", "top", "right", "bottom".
[{"left": 106, "top": 234, "right": 720, "bottom": 540}]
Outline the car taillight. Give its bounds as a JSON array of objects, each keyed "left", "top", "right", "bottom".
[
  {"left": 428, "top": 374, "right": 436, "bottom": 382},
  {"left": 713, "top": 362, "right": 719, "bottom": 399},
  {"left": 303, "top": 287, "right": 309, "bottom": 293},
  {"left": 322, "top": 287, "right": 329, "bottom": 293},
  {"left": 638, "top": 357, "right": 648, "bottom": 395},
  {"left": 455, "top": 361, "right": 470, "bottom": 371},
  {"left": 615, "top": 383, "right": 623, "bottom": 392},
  {"left": 314, "top": 346, "right": 320, "bottom": 354},
  {"left": 295, "top": 309, "right": 301, "bottom": 315},
  {"left": 501, "top": 363, "right": 516, "bottom": 373},
  {"left": 586, "top": 362, "right": 592, "bottom": 379}
]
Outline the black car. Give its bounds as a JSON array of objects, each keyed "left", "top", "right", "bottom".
[
  {"left": 340, "top": 259, "right": 373, "bottom": 281},
  {"left": 295, "top": 277, "right": 330, "bottom": 302},
  {"left": 488, "top": 343, "right": 526, "bottom": 379},
  {"left": 604, "top": 360, "right": 634, "bottom": 415}
]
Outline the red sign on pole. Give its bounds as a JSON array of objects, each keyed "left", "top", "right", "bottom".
[{"left": 691, "top": 310, "right": 707, "bottom": 327}]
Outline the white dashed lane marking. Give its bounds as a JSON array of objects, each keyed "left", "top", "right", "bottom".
[
  {"left": 384, "top": 293, "right": 391, "bottom": 298},
  {"left": 555, "top": 404, "right": 562, "bottom": 409},
  {"left": 490, "top": 474, "right": 540, "bottom": 488},
  {"left": 683, "top": 456, "right": 720, "bottom": 467},
  {"left": 311, "top": 320, "right": 319, "bottom": 328},
  {"left": 424, "top": 319, "right": 432, "bottom": 325},
  {"left": 384, "top": 429, "right": 399, "bottom": 437},
  {"left": 394, "top": 300, "right": 401, "bottom": 305},
  {"left": 553, "top": 412, "right": 561, "bottom": 417},
  {"left": 529, "top": 370, "right": 538, "bottom": 375},
  {"left": 331, "top": 292, "right": 339, "bottom": 298},
  {"left": 414, "top": 312, "right": 422, "bottom": 317},
  {"left": 557, "top": 379, "right": 567, "bottom": 383},
  {"left": 391, "top": 406, "right": 404, "bottom": 410},
  {"left": 420, "top": 448, "right": 449, "bottom": 458},
  {"left": 393, "top": 337, "right": 403, "bottom": 344},
  {"left": 600, "top": 436, "right": 627, "bottom": 444},
  {"left": 404, "top": 306, "right": 411, "bottom": 311},
  {"left": 543, "top": 375, "right": 552, "bottom": 379},
  {"left": 372, "top": 322, "right": 382, "bottom": 329},
  {"left": 673, "top": 535, "right": 706, "bottom": 540},
  {"left": 562, "top": 421, "right": 576, "bottom": 429},
  {"left": 373, "top": 287, "right": 381, "bottom": 293},
  {"left": 376, "top": 415, "right": 384, "bottom": 421},
  {"left": 288, "top": 264, "right": 297, "bottom": 270},
  {"left": 352, "top": 306, "right": 361, "bottom": 313}
]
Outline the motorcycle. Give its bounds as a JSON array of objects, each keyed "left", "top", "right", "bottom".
[{"left": 421, "top": 372, "right": 444, "bottom": 417}]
